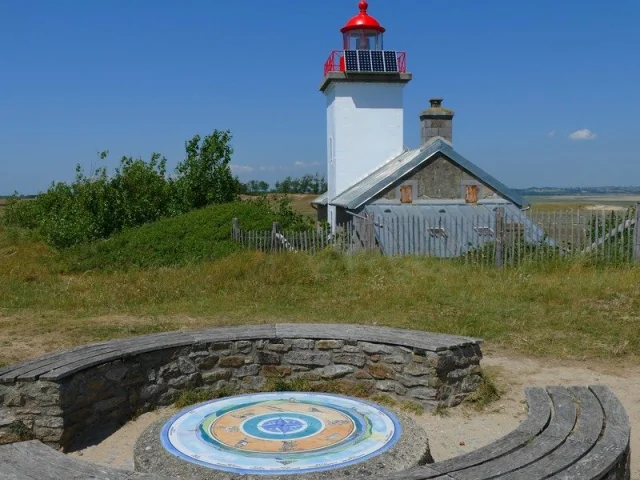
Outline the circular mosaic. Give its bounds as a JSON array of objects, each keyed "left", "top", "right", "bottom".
[{"left": 160, "top": 392, "right": 402, "bottom": 475}]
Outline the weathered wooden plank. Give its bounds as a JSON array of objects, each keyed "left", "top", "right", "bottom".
[
  {"left": 497, "top": 387, "right": 603, "bottom": 479},
  {"left": 3, "top": 329, "right": 191, "bottom": 381},
  {"left": 6, "top": 345, "right": 118, "bottom": 381},
  {"left": 354, "top": 467, "right": 456, "bottom": 480},
  {"left": 189, "top": 325, "right": 278, "bottom": 344},
  {"left": 550, "top": 385, "right": 631, "bottom": 480},
  {"left": 0, "top": 343, "right": 113, "bottom": 382},
  {"left": 514, "top": 387, "right": 554, "bottom": 435},
  {"left": 0, "top": 441, "right": 168, "bottom": 479},
  {"left": 445, "top": 387, "right": 577, "bottom": 480},
  {"left": 275, "top": 324, "right": 482, "bottom": 352},
  {"left": 427, "top": 388, "right": 551, "bottom": 475},
  {"left": 0, "top": 458, "right": 32, "bottom": 479},
  {"left": 566, "top": 386, "right": 604, "bottom": 444},
  {"left": 42, "top": 333, "right": 200, "bottom": 380}
]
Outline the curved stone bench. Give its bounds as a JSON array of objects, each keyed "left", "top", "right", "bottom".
[
  {"left": 0, "top": 385, "right": 630, "bottom": 479},
  {"left": 0, "top": 324, "right": 483, "bottom": 450}
]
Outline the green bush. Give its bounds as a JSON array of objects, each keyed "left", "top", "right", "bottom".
[
  {"left": 173, "top": 130, "right": 238, "bottom": 211},
  {"left": 62, "top": 198, "right": 312, "bottom": 271},
  {"left": 3, "top": 130, "right": 242, "bottom": 249}
]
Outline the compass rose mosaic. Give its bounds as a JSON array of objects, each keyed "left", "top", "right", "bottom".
[{"left": 160, "top": 391, "right": 402, "bottom": 475}]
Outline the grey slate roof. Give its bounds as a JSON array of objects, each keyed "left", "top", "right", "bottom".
[
  {"left": 311, "top": 137, "right": 528, "bottom": 209},
  {"left": 365, "top": 202, "right": 551, "bottom": 257}
]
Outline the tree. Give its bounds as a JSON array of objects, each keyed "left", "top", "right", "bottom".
[
  {"left": 272, "top": 174, "right": 327, "bottom": 194},
  {"left": 174, "top": 129, "right": 238, "bottom": 211}
]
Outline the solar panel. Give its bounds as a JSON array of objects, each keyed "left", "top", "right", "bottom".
[
  {"left": 371, "top": 51, "right": 385, "bottom": 72},
  {"left": 344, "top": 50, "right": 359, "bottom": 71},
  {"left": 383, "top": 51, "right": 398, "bottom": 72},
  {"left": 343, "top": 50, "right": 399, "bottom": 73},
  {"left": 357, "top": 50, "right": 372, "bottom": 72}
]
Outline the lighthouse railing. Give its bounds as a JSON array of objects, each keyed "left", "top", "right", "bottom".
[{"left": 323, "top": 50, "right": 407, "bottom": 76}]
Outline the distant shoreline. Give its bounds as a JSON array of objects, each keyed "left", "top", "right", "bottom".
[{"left": 3, "top": 188, "right": 640, "bottom": 200}]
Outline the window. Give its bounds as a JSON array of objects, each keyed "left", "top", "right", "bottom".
[
  {"left": 395, "top": 180, "right": 418, "bottom": 202},
  {"left": 460, "top": 181, "right": 483, "bottom": 202},
  {"left": 428, "top": 227, "right": 448, "bottom": 238},
  {"left": 474, "top": 226, "right": 494, "bottom": 237},
  {"left": 400, "top": 185, "right": 413, "bottom": 203},
  {"left": 465, "top": 184, "right": 479, "bottom": 204}
]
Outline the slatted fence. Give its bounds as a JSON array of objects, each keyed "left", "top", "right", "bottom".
[{"left": 232, "top": 205, "right": 640, "bottom": 267}]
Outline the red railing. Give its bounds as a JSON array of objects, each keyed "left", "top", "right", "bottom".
[{"left": 324, "top": 50, "right": 407, "bottom": 76}]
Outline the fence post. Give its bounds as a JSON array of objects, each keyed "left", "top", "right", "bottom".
[
  {"left": 272, "top": 222, "right": 280, "bottom": 252},
  {"left": 634, "top": 203, "right": 640, "bottom": 263},
  {"left": 363, "top": 213, "right": 376, "bottom": 252},
  {"left": 495, "top": 207, "right": 504, "bottom": 268},
  {"left": 232, "top": 218, "right": 240, "bottom": 241}
]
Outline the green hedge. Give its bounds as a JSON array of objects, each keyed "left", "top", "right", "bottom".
[{"left": 61, "top": 199, "right": 310, "bottom": 271}]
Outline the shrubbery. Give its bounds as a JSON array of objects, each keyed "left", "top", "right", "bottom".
[
  {"left": 61, "top": 197, "right": 313, "bottom": 271},
  {"left": 3, "top": 130, "right": 240, "bottom": 248}
]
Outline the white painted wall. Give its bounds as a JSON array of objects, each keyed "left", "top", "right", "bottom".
[{"left": 325, "top": 82, "right": 406, "bottom": 213}]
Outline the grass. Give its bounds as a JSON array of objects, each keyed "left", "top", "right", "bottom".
[
  {"left": 1, "top": 227, "right": 639, "bottom": 366},
  {"left": 174, "top": 385, "right": 236, "bottom": 408},
  {"left": 527, "top": 195, "right": 640, "bottom": 212},
  {"left": 1, "top": 195, "right": 640, "bottom": 367},
  {"left": 240, "top": 194, "right": 318, "bottom": 220},
  {"left": 463, "top": 366, "right": 504, "bottom": 411}
]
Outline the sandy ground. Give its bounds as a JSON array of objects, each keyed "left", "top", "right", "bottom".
[
  {"left": 584, "top": 204, "right": 629, "bottom": 211},
  {"left": 70, "top": 350, "right": 639, "bottom": 477}
]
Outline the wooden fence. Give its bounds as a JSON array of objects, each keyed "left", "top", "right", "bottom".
[{"left": 232, "top": 204, "right": 640, "bottom": 267}]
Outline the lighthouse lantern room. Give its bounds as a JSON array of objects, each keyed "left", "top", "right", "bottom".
[
  {"left": 341, "top": 0, "right": 385, "bottom": 51},
  {"left": 321, "top": 1, "right": 412, "bottom": 230}
]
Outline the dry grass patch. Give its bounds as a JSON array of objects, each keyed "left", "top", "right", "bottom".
[{"left": 1, "top": 227, "right": 640, "bottom": 366}]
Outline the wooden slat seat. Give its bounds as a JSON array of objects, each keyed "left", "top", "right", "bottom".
[
  {"left": 352, "top": 385, "right": 631, "bottom": 480},
  {"left": 0, "top": 440, "right": 169, "bottom": 479}
]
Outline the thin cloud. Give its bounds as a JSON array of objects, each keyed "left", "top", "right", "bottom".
[
  {"left": 569, "top": 129, "right": 597, "bottom": 141},
  {"left": 231, "top": 164, "right": 254, "bottom": 173},
  {"left": 547, "top": 130, "right": 556, "bottom": 137},
  {"left": 259, "top": 165, "right": 286, "bottom": 172},
  {"left": 294, "top": 161, "right": 321, "bottom": 168}
]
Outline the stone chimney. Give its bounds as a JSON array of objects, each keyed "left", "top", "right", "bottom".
[{"left": 420, "top": 98, "right": 455, "bottom": 144}]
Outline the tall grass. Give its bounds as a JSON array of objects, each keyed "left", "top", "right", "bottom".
[{"left": 1, "top": 222, "right": 639, "bottom": 365}]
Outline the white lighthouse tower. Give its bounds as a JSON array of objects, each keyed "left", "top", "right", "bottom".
[{"left": 320, "top": 1, "right": 412, "bottom": 229}]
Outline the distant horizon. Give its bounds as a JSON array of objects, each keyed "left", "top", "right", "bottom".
[{"left": 4, "top": 184, "right": 640, "bottom": 198}]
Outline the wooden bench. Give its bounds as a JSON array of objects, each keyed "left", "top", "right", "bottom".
[
  {"left": 0, "top": 385, "right": 630, "bottom": 479},
  {"left": 357, "top": 385, "right": 631, "bottom": 480}
]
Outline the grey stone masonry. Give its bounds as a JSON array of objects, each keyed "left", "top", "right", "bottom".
[
  {"left": 420, "top": 98, "right": 455, "bottom": 144},
  {"left": 0, "top": 324, "right": 483, "bottom": 451}
]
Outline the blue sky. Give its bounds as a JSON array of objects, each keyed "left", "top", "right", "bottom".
[{"left": 1, "top": 0, "right": 639, "bottom": 195}]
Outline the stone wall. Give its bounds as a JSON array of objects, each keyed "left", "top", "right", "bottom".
[
  {"left": 0, "top": 327, "right": 482, "bottom": 451},
  {"left": 377, "top": 155, "right": 499, "bottom": 202}
]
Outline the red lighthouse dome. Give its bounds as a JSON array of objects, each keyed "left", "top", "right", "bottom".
[
  {"left": 341, "top": 1, "right": 386, "bottom": 33},
  {"left": 340, "top": 1, "right": 385, "bottom": 51}
]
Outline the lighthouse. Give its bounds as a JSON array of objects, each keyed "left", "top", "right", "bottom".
[{"left": 320, "top": 1, "right": 412, "bottom": 229}]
